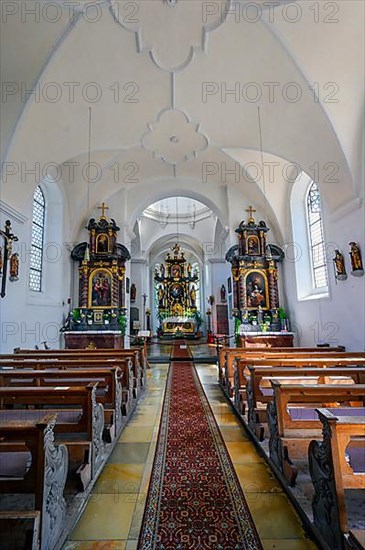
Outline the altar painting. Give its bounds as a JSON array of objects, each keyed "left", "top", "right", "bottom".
[
  {"left": 245, "top": 270, "right": 269, "bottom": 310},
  {"left": 89, "top": 269, "right": 112, "bottom": 307}
]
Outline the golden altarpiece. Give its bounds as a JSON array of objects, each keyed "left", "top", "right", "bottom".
[
  {"left": 62, "top": 204, "right": 131, "bottom": 348},
  {"left": 154, "top": 244, "right": 199, "bottom": 338},
  {"left": 226, "top": 207, "right": 293, "bottom": 346}
]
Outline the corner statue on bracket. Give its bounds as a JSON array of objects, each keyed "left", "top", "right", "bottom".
[
  {"left": 349, "top": 242, "right": 364, "bottom": 276},
  {"left": 220, "top": 284, "right": 227, "bottom": 303},
  {"left": 333, "top": 250, "right": 347, "bottom": 281}
]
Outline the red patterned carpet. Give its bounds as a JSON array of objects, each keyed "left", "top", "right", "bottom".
[{"left": 139, "top": 341, "right": 262, "bottom": 549}]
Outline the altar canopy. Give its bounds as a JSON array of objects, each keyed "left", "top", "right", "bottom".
[{"left": 154, "top": 244, "right": 200, "bottom": 338}]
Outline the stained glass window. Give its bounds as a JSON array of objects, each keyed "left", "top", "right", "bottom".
[
  {"left": 29, "top": 186, "right": 45, "bottom": 292},
  {"left": 307, "top": 182, "right": 328, "bottom": 289}
]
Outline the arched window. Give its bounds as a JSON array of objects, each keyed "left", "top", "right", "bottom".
[
  {"left": 306, "top": 182, "right": 328, "bottom": 289},
  {"left": 290, "top": 172, "right": 329, "bottom": 301},
  {"left": 29, "top": 186, "right": 45, "bottom": 292}
]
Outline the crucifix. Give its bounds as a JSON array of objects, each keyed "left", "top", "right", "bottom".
[
  {"left": 246, "top": 205, "right": 256, "bottom": 222},
  {"left": 0, "top": 220, "right": 19, "bottom": 298},
  {"left": 98, "top": 202, "right": 109, "bottom": 219}
]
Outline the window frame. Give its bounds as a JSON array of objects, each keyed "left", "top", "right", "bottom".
[
  {"left": 29, "top": 186, "right": 45, "bottom": 292},
  {"left": 306, "top": 181, "right": 329, "bottom": 291}
]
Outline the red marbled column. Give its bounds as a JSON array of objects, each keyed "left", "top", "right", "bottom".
[
  {"left": 268, "top": 269, "right": 279, "bottom": 309},
  {"left": 79, "top": 265, "right": 89, "bottom": 307}
]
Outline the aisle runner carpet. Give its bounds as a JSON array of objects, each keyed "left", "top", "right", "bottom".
[{"left": 139, "top": 341, "right": 262, "bottom": 549}]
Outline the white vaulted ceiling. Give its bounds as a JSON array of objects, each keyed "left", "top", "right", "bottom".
[{"left": 0, "top": 0, "right": 364, "bottom": 230}]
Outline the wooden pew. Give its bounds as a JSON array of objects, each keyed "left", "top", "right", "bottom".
[
  {"left": 244, "top": 366, "right": 365, "bottom": 438},
  {"left": 0, "top": 384, "right": 106, "bottom": 489},
  {"left": 267, "top": 382, "right": 365, "bottom": 486},
  {"left": 234, "top": 356, "right": 365, "bottom": 415},
  {"left": 222, "top": 348, "right": 357, "bottom": 397},
  {"left": 0, "top": 357, "right": 135, "bottom": 416},
  {"left": 218, "top": 345, "right": 346, "bottom": 388},
  {"left": 0, "top": 413, "right": 68, "bottom": 550},
  {"left": 309, "top": 408, "right": 365, "bottom": 550},
  {"left": 0, "top": 367, "right": 124, "bottom": 441},
  {"left": 13, "top": 347, "right": 147, "bottom": 392}
]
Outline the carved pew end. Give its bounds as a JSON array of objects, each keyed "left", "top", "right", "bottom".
[{"left": 282, "top": 445, "right": 298, "bottom": 487}]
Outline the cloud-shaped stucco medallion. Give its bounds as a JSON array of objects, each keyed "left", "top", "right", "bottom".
[
  {"left": 142, "top": 109, "right": 209, "bottom": 165},
  {"left": 109, "top": 0, "right": 230, "bottom": 71}
]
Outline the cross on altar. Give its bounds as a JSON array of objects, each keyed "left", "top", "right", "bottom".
[
  {"left": 98, "top": 202, "right": 109, "bottom": 218},
  {"left": 246, "top": 205, "right": 256, "bottom": 221}
]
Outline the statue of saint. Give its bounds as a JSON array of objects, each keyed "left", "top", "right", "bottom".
[
  {"left": 187, "top": 263, "right": 192, "bottom": 277},
  {"left": 157, "top": 285, "right": 164, "bottom": 307},
  {"left": 9, "top": 253, "right": 19, "bottom": 281},
  {"left": 349, "top": 242, "right": 364, "bottom": 274},
  {"left": 130, "top": 283, "right": 136, "bottom": 302},
  {"left": 220, "top": 284, "right": 227, "bottom": 302},
  {"left": 333, "top": 250, "right": 347, "bottom": 280},
  {"left": 189, "top": 285, "right": 196, "bottom": 307}
]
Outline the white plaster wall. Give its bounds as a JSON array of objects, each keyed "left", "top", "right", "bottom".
[
  {"left": 0, "top": 200, "right": 71, "bottom": 353},
  {"left": 285, "top": 203, "right": 365, "bottom": 350}
]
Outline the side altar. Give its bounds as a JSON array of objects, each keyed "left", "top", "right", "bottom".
[
  {"left": 155, "top": 244, "right": 200, "bottom": 339},
  {"left": 226, "top": 206, "right": 291, "bottom": 344},
  {"left": 62, "top": 204, "right": 131, "bottom": 348}
]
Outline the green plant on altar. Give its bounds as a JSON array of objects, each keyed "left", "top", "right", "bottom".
[
  {"left": 278, "top": 307, "right": 287, "bottom": 320},
  {"left": 259, "top": 320, "right": 271, "bottom": 333},
  {"left": 173, "top": 326, "right": 184, "bottom": 338},
  {"left": 118, "top": 314, "right": 127, "bottom": 335},
  {"left": 193, "top": 310, "right": 204, "bottom": 331},
  {"left": 234, "top": 317, "right": 242, "bottom": 346},
  {"left": 72, "top": 308, "right": 80, "bottom": 320},
  {"left": 103, "top": 310, "right": 111, "bottom": 323},
  {"left": 156, "top": 310, "right": 167, "bottom": 328}
]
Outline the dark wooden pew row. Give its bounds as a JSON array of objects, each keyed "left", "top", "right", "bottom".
[
  {"left": 267, "top": 382, "right": 365, "bottom": 486},
  {"left": 0, "top": 366, "right": 124, "bottom": 440},
  {"left": 225, "top": 351, "right": 365, "bottom": 399},
  {"left": 309, "top": 408, "right": 365, "bottom": 550},
  {"left": 0, "top": 413, "right": 68, "bottom": 550},
  {"left": 234, "top": 356, "right": 365, "bottom": 416},
  {"left": 0, "top": 384, "right": 106, "bottom": 490},
  {"left": 243, "top": 366, "right": 365, "bottom": 438},
  {"left": 218, "top": 346, "right": 347, "bottom": 388},
  {"left": 223, "top": 350, "right": 360, "bottom": 397},
  {"left": 12, "top": 347, "right": 147, "bottom": 392},
  {"left": 0, "top": 357, "right": 136, "bottom": 415},
  {"left": 8, "top": 350, "right": 142, "bottom": 401}
]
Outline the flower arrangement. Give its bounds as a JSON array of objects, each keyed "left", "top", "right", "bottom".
[{"left": 118, "top": 314, "right": 127, "bottom": 335}]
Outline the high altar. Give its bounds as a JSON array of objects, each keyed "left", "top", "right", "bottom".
[
  {"left": 62, "top": 204, "right": 131, "bottom": 348},
  {"left": 226, "top": 207, "right": 293, "bottom": 347},
  {"left": 155, "top": 244, "right": 200, "bottom": 338}
]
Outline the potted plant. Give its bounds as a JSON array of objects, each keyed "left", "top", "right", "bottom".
[
  {"left": 278, "top": 307, "right": 288, "bottom": 331},
  {"left": 118, "top": 314, "right": 127, "bottom": 336}
]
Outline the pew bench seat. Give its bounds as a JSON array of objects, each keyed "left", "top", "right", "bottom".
[
  {"left": 267, "top": 382, "right": 365, "bottom": 486},
  {"left": 309, "top": 409, "right": 365, "bottom": 550},
  {"left": 0, "top": 414, "right": 68, "bottom": 550}
]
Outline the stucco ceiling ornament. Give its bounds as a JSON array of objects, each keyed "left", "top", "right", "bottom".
[
  {"left": 142, "top": 109, "right": 209, "bottom": 165},
  {"left": 109, "top": 0, "right": 231, "bottom": 71}
]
